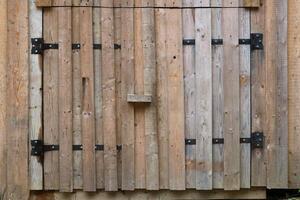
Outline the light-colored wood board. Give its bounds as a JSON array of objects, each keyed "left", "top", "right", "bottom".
[
  {"left": 250, "top": 2, "right": 267, "bottom": 187},
  {"left": 166, "top": 8, "right": 186, "bottom": 190},
  {"left": 133, "top": 2, "right": 146, "bottom": 189},
  {"left": 80, "top": 6, "right": 96, "bottom": 192},
  {"left": 29, "top": 189, "right": 267, "bottom": 200},
  {"left": 141, "top": 1, "right": 159, "bottom": 190},
  {"left": 0, "top": 0, "right": 7, "bottom": 196},
  {"left": 101, "top": 5, "right": 118, "bottom": 191},
  {"left": 29, "top": 0, "right": 43, "bottom": 190},
  {"left": 121, "top": 4, "right": 135, "bottom": 191},
  {"left": 288, "top": 0, "right": 300, "bottom": 189},
  {"left": 194, "top": 1, "right": 213, "bottom": 190},
  {"left": 93, "top": 0, "right": 104, "bottom": 190},
  {"left": 265, "top": 0, "right": 288, "bottom": 189},
  {"left": 43, "top": 7, "right": 60, "bottom": 190},
  {"left": 72, "top": 5, "right": 83, "bottom": 190},
  {"left": 223, "top": 2, "right": 240, "bottom": 190},
  {"left": 35, "top": 0, "right": 52, "bottom": 7},
  {"left": 127, "top": 94, "right": 152, "bottom": 103},
  {"left": 6, "top": 0, "right": 29, "bottom": 198},
  {"left": 58, "top": 6, "right": 73, "bottom": 192},
  {"left": 239, "top": 7, "right": 251, "bottom": 189},
  {"left": 155, "top": 7, "right": 169, "bottom": 190},
  {"left": 182, "top": 0, "right": 196, "bottom": 189},
  {"left": 211, "top": 0, "right": 224, "bottom": 190},
  {"left": 243, "top": 0, "right": 260, "bottom": 7}
]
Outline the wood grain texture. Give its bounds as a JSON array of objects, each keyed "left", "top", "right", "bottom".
[
  {"left": 239, "top": 7, "right": 251, "bottom": 189},
  {"left": 265, "top": 0, "right": 288, "bottom": 189},
  {"left": 243, "top": 0, "right": 260, "bottom": 7},
  {"left": 121, "top": 2, "right": 135, "bottom": 190},
  {"left": 6, "top": 0, "right": 30, "bottom": 198},
  {"left": 195, "top": 0, "right": 213, "bottom": 190},
  {"left": 223, "top": 0, "right": 240, "bottom": 190},
  {"left": 250, "top": 2, "right": 267, "bottom": 187},
  {"left": 211, "top": 0, "right": 224, "bottom": 190},
  {"left": 29, "top": 0, "right": 43, "bottom": 190},
  {"left": 288, "top": 0, "right": 300, "bottom": 189},
  {"left": 182, "top": 0, "right": 196, "bottom": 189},
  {"left": 80, "top": 6, "right": 96, "bottom": 192},
  {"left": 35, "top": 0, "right": 52, "bottom": 7},
  {"left": 44, "top": 7, "right": 59, "bottom": 190},
  {"left": 58, "top": 6, "right": 73, "bottom": 192},
  {"left": 101, "top": 3, "right": 118, "bottom": 191},
  {"left": 0, "top": 0, "right": 7, "bottom": 196}
]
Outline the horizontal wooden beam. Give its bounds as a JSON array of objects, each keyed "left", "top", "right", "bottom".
[
  {"left": 127, "top": 94, "right": 152, "bottom": 103},
  {"left": 35, "top": 0, "right": 52, "bottom": 7},
  {"left": 243, "top": 0, "right": 261, "bottom": 7}
]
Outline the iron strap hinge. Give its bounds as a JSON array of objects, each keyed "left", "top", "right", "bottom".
[
  {"left": 185, "top": 132, "right": 264, "bottom": 149},
  {"left": 183, "top": 33, "right": 263, "bottom": 50},
  {"left": 31, "top": 140, "right": 122, "bottom": 156},
  {"left": 31, "top": 38, "right": 121, "bottom": 54}
]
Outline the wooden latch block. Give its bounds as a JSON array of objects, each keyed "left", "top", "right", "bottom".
[
  {"left": 35, "top": 0, "right": 52, "bottom": 7},
  {"left": 127, "top": 94, "right": 152, "bottom": 104},
  {"left": 243, "top": 0, "right": 261, "bottom": 8}
]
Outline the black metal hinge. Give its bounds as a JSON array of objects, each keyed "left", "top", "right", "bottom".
[
  {"left": 185, "top": 132, "right": 264, "bottom": 149},
  {"left": 183, "top": 33, "right": 263, "bottom": 50},
  {"left": 31, "top": 140, "right": 122, "bottom": 156},
  {"left": 31, "top": 38, "right": 121, "bottom": 55}
]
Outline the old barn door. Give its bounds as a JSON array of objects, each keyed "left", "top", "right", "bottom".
[{"left": 30, "top": 0, "right": 279, "bottom": 192}]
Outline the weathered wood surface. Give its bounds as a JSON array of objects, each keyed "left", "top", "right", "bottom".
[
  {"left": 265, "top": 0, "right": 288, "bottom": 189},
  {"left": 7, "top": 0, "right": 30, "bottom": 199}
]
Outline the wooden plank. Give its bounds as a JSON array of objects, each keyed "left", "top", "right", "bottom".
[
  {"left": 35, "top": 0, "right": 52, "bottom": 7},
  {"left": 121, "top": 3, "right": 135, "bottom": 191},
  {"left": 93, "top": 0, "right": 104, "bottom": 190},
  {"left": 141, "top": 0, "right": 159, "bottom": 190},
  {"left": 195, "top": 0, "right": 213, "bottom": 190},
  {"left": 0, "top": 0, "right": 7, "bottom": 196},
  {"left": 239, "top": 7, "right": 251, "bottom": 189},
  {"left": 223, "top": 0, "right": 240, "bottom": 191},
  {"left": 80, "top": 5, "right": 96, "bottom": 192},
  {"left": 182, "top": 0, "right": 196, "bottom": 189},
  {"left": 166, "top": 7, "right": 186, "bottom": 190},
  {"left": 58, "top": 6, "right": 73, "bottom": 192},
  {"left": 134, "top": 1, "right": 146, "bottom": 189},
  {"left": 155, "top": 7, "right": 169, "bottom": 190},
  {"left": 211, "top": 0, "right": 224, "bottom": 189},
  {"left": 43, "top": 7, "right": 59, "bottom": 190},
  {"left": 127, "top": 95, "right": 152, "bottom": 103},
  {"left": 71, "top": 4, "right": 83, "bottom": 190},
  {"left": 243, "top": 0, "right": 260, "bottom": 7},
  {"left": 29, "top": 0, "right": 43, "bottom": 190},
  {"left": 250, "top": 1, "right": 266, "bottom": 187},
  {"left": 114, "top": 0, "right": 123, "bottom": 189},
  {"left": 288, "top": 0, "right": 300, "bottom": 189},
  {"left": 265, "top": 0, "right": 288, "bottom": 189},
  {"left": 6, "top": 0, "right": 29, "bottom": 198},
  {"left": 101, "top": 2, "right": 118, "bottom": 191}
]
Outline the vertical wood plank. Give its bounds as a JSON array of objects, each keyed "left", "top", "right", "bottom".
[
  {"left": 94, "top": 0, "right": 104, "bottom": 190},
  {"left": 134, "top": 0, "right": 146, "bottom": 189},
  {"left": 166, "top": 6, "right": 186, "bottom": 190},
  {"left": 250, "top": 1, "right": 267, "bottom": 187},
  {"left": 211, "top": 0, "right": 224, "bottom": 189},
  {"left": 194, "top": 0, "right": 213, "bottom": 190},
  {"left": 44, "top": 7, "right": 59, "bottom": 190},
  {"left": 121, "top": 1, "right": 135, "bottom": 191},
  {"left": 58, "top": 6, "right": 73, "bottom": 192},
  {"left": 288, "top": 0, "right": 300, "bottom": 189},
  {"left": 114, "top": 0, "right": 123, "bottom": 190},
  {"left": 80, "top": 5, "right": 96, "bottom": 192},
  {"left": 142, "top": 0, "right": 159, "bottom": 190},
  {"left": 0, "top": 0, "right": 7, "bottom": 196},
  {"left": 102, "top": 0, "right": 118, "bottom": 191},
  {"left": 155, "top": 6, "right": 169, "bottom": 190},
  {"left": 265, "top": 0, "right": 288, "bottom": 189},
  {"left": 182, "top": 0, "right": 196, "bottom": 189},
  {"left": 239, "top": 7, "right": 251, "bottom": 189},
  {"left": 72, "top": 3, "right": 83, "bottom": 190},
  {"left": 6, "top": 0, "right": 29, "bottom": 198},
  {"left": 223, "top": 0, "right": 240, "bottom": 191}
]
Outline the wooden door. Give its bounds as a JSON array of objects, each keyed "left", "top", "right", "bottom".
[{"left": 28, "top": 0, "right": 288, "bottom": 192}]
